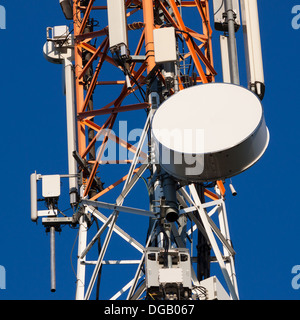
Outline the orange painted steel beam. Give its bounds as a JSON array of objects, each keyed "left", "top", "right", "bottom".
[
  {"left": 82, "top": 119, "right": 148, "bottom": 160},
  {"left": 197, "top": 0, "right": 215, "bottom": 80},
  {"left": 73, "top": 0, "right": 86, "bottom": 156},
  {"left": 158, "top": 2, "right": 213, "bottom": 83},
  {"left": 168, "top": 0, "right": 208, "bottom": 84},
  {"left": 98, "top": 160, "right": 137, "bottom": 164},
  {"left": 75, "top": 27, "right": 108, "bottom": 43},
  {"left": 73, "top": 2, "right": 145, "bottom": 196},
  {"left": 83, "top": 114, "right": 118, "bottom": 197},
  {"left": 78, "top": 102, "right": 150, "bottom": 120},
  {"left": 79, "top": 0, "right": 95, "bottom": 35},
  {"left": 76, "top": 21, "right": 143, "bottom": 44},
  {"left": 142, "top": 0, "right": 156, "bottom": 74},
  {"left": 217, "top": 180, "right": 226, "bottom": 197},
  {"left": 180, "top": 0, "right": 207, "bottom": 6},
  {"left": 96, "top": 81, "right": 126, "bottom": 85},
  {"left": 193, "top": 41, "right": 217, "bottom": 76},
  {"left": 78, "top": 6, "right": 107, "bottom": 10},
  {"left": 80, "top": 39, "right": 110, "bottom": 114},
  {"left": 81, "top": 116, "right": 113, "bottom": 159},
  {"left": 82, "top": 80, "right": 142, "bottom": 196},
  {"left": 78, "top": 42, "right": 118, "bottom": 68},
  {"left": 183, "top": 27, "right": 209, "bottom": 42},
  {"left": 204, "top": 189, "right": 220, "bottom": 201},
  {"left": 79, "top": 83, "right": 146, "bottom": 123},
  {"left": 81, "top": 82, "right": 134, "bottom": 195},
  {"left": 90, "top": 167, "right": 141, "bottom": 201},
  {"left": 72, "top": 0, "right": 216, "bottom": 198},
  {"left": 78, "top": 38, "right": 108, "bottom": 80}
]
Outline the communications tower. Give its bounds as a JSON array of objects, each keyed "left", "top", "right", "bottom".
[{"left": 31, "top": 0, "right": 269, "bottom": 300}]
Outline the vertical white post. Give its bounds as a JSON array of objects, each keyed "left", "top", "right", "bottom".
[
  {"left": 218, "top": 201, "right": 239, "bottom": 296},
  {"left": 64, "top": 57, "right": 78, "bottom": 205},
  {"left": 75, "top": 211, "right": 88, "bottom": 300},
  {"left": 215, "top": 187, "right": 239, "bottom": 297}
]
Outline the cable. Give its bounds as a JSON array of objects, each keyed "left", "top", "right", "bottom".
[
  {"left": 70, "top": 228, "right": 80, "bottom": 281},
  {"left": 139, "top": 176, "right": 150, "bottom": 197},
  {"left": 193, "top": 285, "right": 207, "bottom": 300},
  {"left": 115, "top": 51, "right": 146, "bottom": 102},
  {"left": 214, "top": 0, "right": 224, "bottom": 16}
]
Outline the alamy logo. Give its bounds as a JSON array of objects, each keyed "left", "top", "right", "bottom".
[
  {"left": 292, "top": 265, "right": 300, "bottom": 290},
  {"left": 292, "top": 5, "right": 300, "bottom": 30},
  {"left": 95, "top": 121, "right": 205, "bottom": 176},
  {"left": 0, "top": 265, "right": 5, "bottom": 289},
  {"left": 0, "top": 5, "right": 5, "bottom": 29}
]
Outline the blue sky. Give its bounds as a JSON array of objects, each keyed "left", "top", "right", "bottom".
[{"left": 0, "top": 1, "right": 300, "bottom": 300}]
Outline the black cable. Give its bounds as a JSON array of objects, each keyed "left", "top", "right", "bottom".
[
  {"left": 115, "top": 51, "right": 147, "bottom": 102},
  {"left": 214, "top": 0, "right": 224, "bottom": 16}
]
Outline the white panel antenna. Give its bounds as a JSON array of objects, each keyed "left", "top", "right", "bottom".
[
  {"left": 220, "top": 35, "right": 231, "bottom": 83},
  {"left": 30, "top": 172, "right": 39, "bottom": 222},
  {"left": 107, "top": 0, "right": 128, "bottom": 54},
  {"left": 153, "top": 27, "right": 177, "bottom": 64},
  {"left": 240, "top": 0, "right": 265, "bottom": 99},
  {"left": 42, "top": 175, "right": 61, "bottom": 198}
]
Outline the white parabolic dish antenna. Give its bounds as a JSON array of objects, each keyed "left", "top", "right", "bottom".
[{"left": 151, "top": 83, "right": 269, "bottom": 182}]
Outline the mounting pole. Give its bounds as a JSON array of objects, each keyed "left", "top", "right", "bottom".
[
  {"left": 224, "top": 0, "right": 240, "bottom": 85},
  {"left": 50, "top": 226, "right": 56, "bottom": 293},
  {"left": 75, "top": 214, "right": 88, "bottom": 300}
]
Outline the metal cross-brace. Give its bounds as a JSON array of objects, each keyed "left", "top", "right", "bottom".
[{"left": 179, "top": 184, "right": 239, "bottom": 300}]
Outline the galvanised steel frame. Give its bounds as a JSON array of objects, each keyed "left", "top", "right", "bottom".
[{"left": 68, "top": 0, "right": 238, "bottom": 300}]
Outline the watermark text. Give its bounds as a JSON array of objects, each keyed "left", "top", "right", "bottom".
[
  {"left": 292, "top": 265, "right": 300, "bottom": 289},
  {"left": 292, "top": 5, "right": 300, "bottom": 29},
  {"left": 0, "top": 265, "right": 5, "bottom": 290},
  {"left": 0, "top": 5, "right": 5, "bottom": 30},
  {"left": 95, "top": 121, "right": 205, "bottom": 176}
]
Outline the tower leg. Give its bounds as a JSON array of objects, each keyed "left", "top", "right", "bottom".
[
  {"left": 188, "top": 184, "right": 239, "bottom": 300},
  {"left": 75, "top": 214, "right": 88, "bottom": 300},
  {"left": 50, "top": 226, "right": 56, "bottom": 293}
]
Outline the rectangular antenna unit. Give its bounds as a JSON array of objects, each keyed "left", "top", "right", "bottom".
[
  {"left": 30, "top": 173, "right": 61, "bottom": 222},
  {"left": 107, "top": 0, "right": 128, "bottom": 53},
  {"left": 47, "top": 26, "right": 69, "bottom": 41},
  {"left": 153, "top": 27, "right": 177, "bottom": 64},
  {"left": 42, "top": 175, "right": 61, "bottom": 198},
  {"left": 220, "top": 35, "right": 232, "bottom": 83},
  {"left": 213, "top": 0, "right": 241, "bottom": 32},
  {"left": 240, "top": 0, "right": 265, "bottom": 99},
  {"left": 30, "top": 172, "right": 39, "bottom": 222}
]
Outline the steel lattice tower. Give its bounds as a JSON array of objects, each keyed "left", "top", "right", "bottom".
[{"left": 31, "top": 0, "right": 268, "bottom": 300}]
